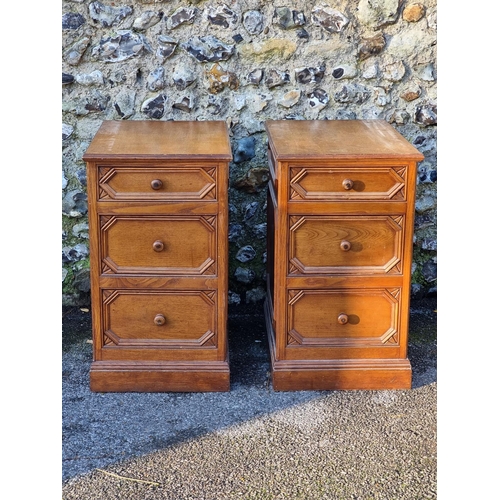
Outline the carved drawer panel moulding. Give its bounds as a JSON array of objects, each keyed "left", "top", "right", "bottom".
[
  {"left": 99, "top": 215, "right": 217, "bottom": 276},
  {"left": 264, "top": 119, "right": 423, "bottom": 391},
  {"left": 101, "top": 289, "right": 217, "bottom": 349},
  {"left": 98, "top": 165, "right": 217, "bottom": 201},
  {"left": 286, "top": 288, "right": 401, "bottom": 348},
  {"left": 84, "top": 120, "right": 232, "bottom": 392},
  {"left": 289, "top": 165, "right": 407, "bottom": 201},
  {"left": 288, "top": 215, "right": 404, "bottom": 275}
]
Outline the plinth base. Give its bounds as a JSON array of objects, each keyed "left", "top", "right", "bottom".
[{"left": 90, "top": 360, "right": 230, "bottom": 392}]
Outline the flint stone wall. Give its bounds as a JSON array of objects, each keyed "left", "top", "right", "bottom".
[{"left": 62, "top": 0, "right": 437, "bottom": 306}]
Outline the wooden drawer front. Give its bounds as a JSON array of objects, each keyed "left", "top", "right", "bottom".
[
  {"left": 98, "top": 165, "right": 217, "bottom": 201},
  {"left": 289, "top": 165, "right": 406, "bottom": 201},
  {"left": 102, "top": 289, "right": 217, "bottom": 348},
  {"left": 287, "top": 288, "right": 401, "bottom": 347},
  {"left": 100, "top": 215, "right": 216, "bottom": 275},
  {"left": 289, "top": 215, "right": 403, "bottom": 275}
]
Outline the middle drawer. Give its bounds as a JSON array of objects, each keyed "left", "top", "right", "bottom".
[
  {"left": 99, "top": 215, "right": 217, "bottom": 275},
  {"left": 288, "top": 215, "right": 404, "bottom": 275}
]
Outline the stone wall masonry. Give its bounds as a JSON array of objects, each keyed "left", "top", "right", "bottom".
[{"left": 62, "top": 0, "right": 437, "bottom": 306}]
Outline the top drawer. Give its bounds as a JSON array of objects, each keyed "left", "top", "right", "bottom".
[
  {"left": 97, "top": 164, "right": 217, "bottom": 202},
  {"left": 289, "top": 165, "right": 407, "bottom": 202}
]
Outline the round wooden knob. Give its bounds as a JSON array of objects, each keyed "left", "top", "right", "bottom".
[
  {"left": 340, "top": 240, "right": 351, "bottom": 251},
  {"left": 342, "top": 179, "right": 354, "bottom": 190},
  {"left": 151, "top": 179, "right": 163, "bottom": 190},
  {"left": 337, "top": 313, "right": 349, "bottom": 325},
  {"left": 154, "top": 314, "right": 166, "bottom": 326},
  {"left": 153, "top": 240, "right": 164, "bottom": 252}
]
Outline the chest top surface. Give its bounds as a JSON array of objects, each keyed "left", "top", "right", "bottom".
[
  {"left": 83, "top": 120, "right": 232, "bottom": 161},
  {"left": 265, "top": 120, "right": 424, "bottom": 161}
]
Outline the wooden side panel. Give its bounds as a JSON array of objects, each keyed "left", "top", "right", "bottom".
[
  {"left": 216, "top": 160, "right": 229, "bottom": 363},
  {"left": 86, "top": 160, "right": 103, "bottom": 362},
  {"left": 266, "top": 183, "right": 276, "bottom": 326},
  {"left": 273, "top": 158, "right": 289, "bottom": 361}
]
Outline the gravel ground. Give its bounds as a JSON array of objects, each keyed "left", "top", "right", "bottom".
[{"left": 62, "top": 298, "right": 437, "bottom": 499}]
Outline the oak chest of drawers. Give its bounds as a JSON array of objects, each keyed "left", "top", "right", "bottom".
[
  {"left": 83, "top": 120, "right": 232, "bottom": 392},
  {"left": 264, "top": 120, "right": 424, "bottom": 391}
]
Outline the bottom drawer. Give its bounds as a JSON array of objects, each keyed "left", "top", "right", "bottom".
[
  {"left": 287, "top": 287, "right": 402, "bottom": 349},
  {"left": 101, "top": 289, "right": 218, "bottom": 350}
]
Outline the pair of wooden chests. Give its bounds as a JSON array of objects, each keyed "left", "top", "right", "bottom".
[{"left": 82, "top": 119, "right": 424, "bottom": 392}]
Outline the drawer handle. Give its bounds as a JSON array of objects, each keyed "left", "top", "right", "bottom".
[
  {"left": 337, "top": 313, "right": 349, "bottom": 325},
  {"left": 153, "top": 240, "right": 164, "bottom": 252},
  {"left": 340, "top": 240, "right": 351, "bottom": 251},
  {"left": 151, "top": 179, "right": 163, "bottom": 190},
  {"left": 342, "top": 179, "right": 354, "bottom": 190},
  {"left": 154, "top": 314, "right": 166, "bottom": 326}
]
